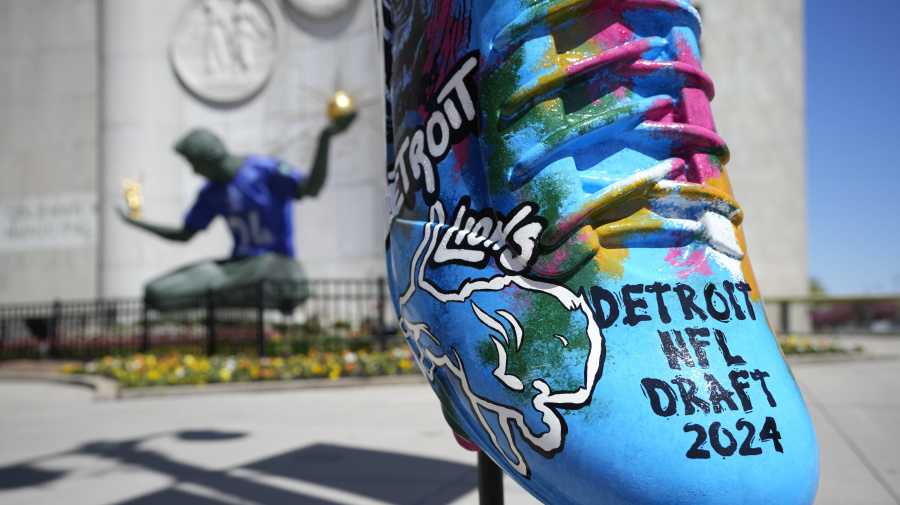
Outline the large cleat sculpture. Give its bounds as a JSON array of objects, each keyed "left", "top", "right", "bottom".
[{"left": 378, "top": 1, "right": 819, "bottom": 503}]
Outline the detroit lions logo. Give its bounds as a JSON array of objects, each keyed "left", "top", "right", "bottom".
[{"left": 394, "top": 202, "right": 605, "bottom": 478}]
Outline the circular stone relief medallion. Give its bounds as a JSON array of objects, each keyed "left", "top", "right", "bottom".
[
  {"left": 171, "top": 0, "right": 282, "bottom": 103},
  {"left": 286, "top": 0, "right": 360, "bottom": 20}
]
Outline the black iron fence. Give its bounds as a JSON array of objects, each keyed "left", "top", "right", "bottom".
[
  {"left": 0, "top": 278, "right": 398, "bottom": 360},
  {"left": 766, "top": 295, "right": 900, "bottom": 335}
]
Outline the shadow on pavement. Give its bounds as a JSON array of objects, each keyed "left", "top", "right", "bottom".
[
  {"left": 245, "top": 443, "right": 477, "bottom": 504},
  {"left": 0, "top": 430, "right": 477, "bottom": 505},
  {"left": 118, "top": 488, "right": 230, "bottom": 505},
  {"left": 0, "top": 466, "right": 67, "bottom": 490},
  {"left": 176, "top": 430, "right": 248, "bottom": 442}
]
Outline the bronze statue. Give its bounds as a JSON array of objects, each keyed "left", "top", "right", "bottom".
[{"left": 119, "top": 112, "right": 355, "bottom": 311}]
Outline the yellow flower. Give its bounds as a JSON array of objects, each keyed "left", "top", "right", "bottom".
[
  {"left": 272, "top": 357, "right": 284, "bottom": 368},
  {"left": 219, "top": 369, "right": 232, "bottom": 382},
  {"left": 250, "top": 366, "right": 260, "bottom": 379},
  {"left": 328, "top": 366, "right": 341, "bottom": 381},
  {"left": 145, "top": 355, "right": 157, "bottom": 367},
  {"left": 147, "top": 369, "right": 161, "bottom": 381},
  {"left": 183, "top": 354, "right": 197, "bottom": 367},
  {"left": 59, "top": 363, "right": 81, "bottom": 374},
  {"left": 311, "top": 363, "right": 325, "bottom": 376},
  {"left": 399, "top": 358, "right": 413, "bottom": 370}
]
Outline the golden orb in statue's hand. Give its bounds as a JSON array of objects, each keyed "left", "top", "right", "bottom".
[{"left": 327, "top": 91, "right": 356, "bottom": 122}]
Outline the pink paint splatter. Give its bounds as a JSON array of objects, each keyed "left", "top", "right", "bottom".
[
  {"left": 672, "top": 30, "right": 701, "bottom": 68},
  {"left": 688, "top": 153, "right": 721, "bottom": 183},
  {"left": 449, "top": 137, "right": 471, "bottom": 186},
  {"left": 422, "top": 2, "right": 471, "bottom": 99},
  {"left": 590, "top": 21, "right": 637, "bottom": 51},
  {"left": 534, "top": 246, "right": 573, "bottom": 276},
  {"left": 665, "top": 247, "right": 712, "bottom": 279},
  {"left": 553, "top": 246, "right": 572, "bottom": 263},
  {"left": 454, "top": 432, "right": 480, "bottom": 452}
]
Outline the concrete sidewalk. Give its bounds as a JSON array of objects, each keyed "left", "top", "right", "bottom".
[
  {"left": 0, "top": 335, "right": 898, "bottom": 504},
  {"left": 0, "top": 380, "right": 541, "bottom": 505},
  {"left": 792, "top": 335, "right": 900, "bottom": 505}
]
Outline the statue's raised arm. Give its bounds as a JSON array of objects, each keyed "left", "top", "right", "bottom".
[{"left": 295, "top": 109, "right": 357, "bottom": 198}]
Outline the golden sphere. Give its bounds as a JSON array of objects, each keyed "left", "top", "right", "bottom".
[{"left": 327, "top": 91, "right": 356, "bottom": 121}]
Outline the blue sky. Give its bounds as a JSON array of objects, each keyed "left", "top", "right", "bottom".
[{"left": 806, "top": 0, "right": 900, "bottom": 295}]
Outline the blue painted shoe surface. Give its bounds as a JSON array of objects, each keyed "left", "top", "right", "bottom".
[{"left": 378, "top": 1, "right": 819, "bottom": 503}]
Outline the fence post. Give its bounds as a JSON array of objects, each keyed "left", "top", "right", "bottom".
[
  {"left": 93, "top": 298, "right": 102, "bottom": 357},
  {"left": 206, "top": 289, "right": 216, "bottom": 356},
  {"left": 257, "top": 280, "right": 266, "bottom": 357},
  {"left": 780, "top": 301, "right": 790, "bottom": 334},
  {"left": 49, "top": 300, "right": 62, "bottom": 359},
  {"left": 141, "top": 298, "right": 150, "bottom": 354},
  {"left": 376, "top": 277, "right": 387, "bottom": 350}
]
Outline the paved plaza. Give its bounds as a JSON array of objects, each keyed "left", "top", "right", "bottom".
[{"left": 1, "top": 335, "right": 898, "bottom": 505}]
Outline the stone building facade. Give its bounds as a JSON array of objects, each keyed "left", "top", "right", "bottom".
[
  {"left": 0, "top": 0, "right": 806, "bottom": 314},
  {"left": 0, "top": 1, "right": 100, "bottom": 302},
  {"left": 697, "top": 0, "right": 808, "bottom": 327}
]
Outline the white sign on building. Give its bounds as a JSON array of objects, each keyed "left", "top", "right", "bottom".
[{"left": 0, "top": 194, "right": 97, "bottom": 252}]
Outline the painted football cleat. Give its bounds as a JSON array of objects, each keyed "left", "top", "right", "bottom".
[{"left": 378, "top": 0, "right": 819, "bottom": 503}]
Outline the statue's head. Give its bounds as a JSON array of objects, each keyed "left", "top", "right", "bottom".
[{"left": 174, "top": 129, "right": 240, "bottom": 184}]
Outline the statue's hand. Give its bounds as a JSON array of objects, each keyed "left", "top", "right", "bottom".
[
  {"left": 327, "top": 111, "right": 357, "bottom": 136},
  {"left": 117, "top": 206, "right": 136, "bottom": 224}
]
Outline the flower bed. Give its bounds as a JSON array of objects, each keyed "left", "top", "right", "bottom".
[
  {"left": 60, "top": 347, "right": 418, "bottom": 388},
  {"left": 778, "top": 334, "right": 863, "bottom": 355},
  {"left": 60, "top": 336, "right": 858, "bottom": 388}
]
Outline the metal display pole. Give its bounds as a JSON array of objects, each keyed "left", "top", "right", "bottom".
[{"left": 478, "top": 451, "right": 504, "bottom": 505}]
